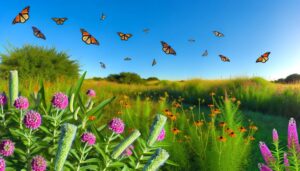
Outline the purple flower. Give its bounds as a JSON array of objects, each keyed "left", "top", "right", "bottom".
[
  {"left": 122, "top": 145, "right": 134, "bottom": 157},
  {"left": 108, "top": 118, "right": 125, "bottom": 134},
  {"left": 157, "top": 129, "right": 166, "bottom": 141},
  {"left": 81, "top": 132, "right": 96, "bottom": 146},
  {"left": 273, "top": 128, "right": 278, "bottom": 143},
  {"left": 284, "top": 152, "right": 289, "bottom": 168},
  {"left": 258, "top": 163, "right": 273, "bottom": 171},
  {"left": 0, "top": 93, "right": 7, "bottom": 106},
  {"left": 86, "top": 89, "right": 96, "bottom": 97},
  {"left": 0, "top": 139, "right": 15, "bottom": 157},
  {"left": 259, "top": 141, "right": 275, "bottom": 165},
  {"left": 14, "top": 96, "right": 29, "bottom": 110},
  {"left": 0, "top": 157, "right": 5, "bottom": 171},
  {"left": 51, "top": 92, "right": 68, "bottom": 110},
  {"left": 288, "top": 118, "right": 299, "bottom": 149},
  {"left": 23, "top": 110, "right": 42, "bottom": 130},
  {"left": 31, "top": 155, "right": 47, "bottom": 171}
]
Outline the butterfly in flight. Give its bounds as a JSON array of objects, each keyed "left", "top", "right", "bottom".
[
  {"left": 219, "top": 55, "right": 230, "bottom": 62},
  {"left": 32, "top": 26, "right": 46, "bottom": 40},
  {"left": 213, "top": 31, "right": 224, "bottom": 37},
  {"left": 161, "top": 41, "right": 176, "bottom": 55},
  {"left": 202, "top": 50, "right": 208, "bottom": 57},
  {"left": 143, "top": 28, "right": 150, "bottom": 33},
  {"left": 100, "top": 13, "right": 106, "bottom": 21},
  {"left": 256, "top": 52, "right": 271, "bottom": 63},
  {"left": 52, "top": 17, "right": 68, "bottom": 25},
  {"left": 80, "top": 29, "right": 99, "bottom": 45},
  {"left": 117, "top": 32, "right": 133, "bottom": 41},
  {"left": 124, "top": 57, "right": 132, "bottom": 61},
  {"left": 152, "top": 59, "right": 157, "bottom": 66},
  {"left": 12, "top": 6, "right": 30, "bottom": 24},
  {"left": 188, "top": 39, "right": 196, "bottom": 43},
  {"left": 99, "top": 62, "right": 106, "bottom": 69}
]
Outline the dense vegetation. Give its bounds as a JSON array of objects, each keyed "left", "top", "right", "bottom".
[{"left": 274, "top": 73, "right": 300, "bottom": 83}]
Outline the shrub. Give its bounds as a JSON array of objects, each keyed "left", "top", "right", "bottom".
[{"left": 107, "top": 72, "right": 145, "bottom": 84}]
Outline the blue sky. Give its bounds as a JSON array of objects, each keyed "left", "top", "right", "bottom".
[{"left": 0, "top": 0, "right": 299, "bottom": 80}]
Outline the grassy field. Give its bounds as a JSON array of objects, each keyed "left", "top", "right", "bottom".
[{"left": 0, "top": 76, "right": 299, "bottom": 170}]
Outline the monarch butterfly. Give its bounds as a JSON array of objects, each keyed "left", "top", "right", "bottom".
[
  {"left": 117, "top": 32, "right": 132, "bottom": 41},
  {"left": 213, "top": 31, "right": 224, "bottom": 37},
  {"left": 80, "top": 29, "right": 99, "bottom": 45},
  {"left": 99, "top": 62, "right": 106, "bottom": 69},
  {"left": 100, "top": 13, "right": 106, "bottom": 21},
  {"left": 143, "top": 28, "right": 150, "bottom": 33},
  {"left": 188, "top": 39, "right": 195, "bottom": 43},
  {"left": 219, "top": 55, "right": 230, "bottom": 62},
  {"left": 161, "top": 41, "right": 176, "bottom": 55},
  {"left": 12, "top": 6, "right": 30, "bottom": 24},
  {"left": 52, "top": 17, "right": 67, "bottom": 25},
  {"left": 124, "top": 57, "right": 132, "bottom": 61},
  {"left": 256, "top": 52, "right": 271, "bottom": 63},
  {"left": 202, "top": 50, "right": 208, "bottom": 57},
  {"left": 152, "top": 59, "right": 157, "bottom": 66},
  {"left": 32, "top": 26, "right": 46, "bottom": 40}
]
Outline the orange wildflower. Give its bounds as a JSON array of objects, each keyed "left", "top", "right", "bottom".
[
  {"left": 168, "top": 114, "right": 177, "bottom": 121},
  {"left": 249, "top": 125, "right": 258, "bottom": 131},
  {"left": 208, "top": 113, "right": 216, "bottom": 117},
  {"left": 88, "top": 116, "right": 96, "bottom": 121},
  {"left": 239, "top": 126, "right": 247, "bottom": 133},
  {"left": 219, "top": 122, "right": 226, "bottom": 127},
  {"left": 213, "top": 109, "right": 221, "bottom": 114},
  {"left": 225, "top": 128, "right": 233, "bottom": 133},
  {"left": 194, "top": 120, "right": 204, "bottom": 127},
  {"left": 172, "top": 128, "right": 180, "bottom": 135},
  {"left": 249, "top": 136, "right": 255, "bottom": 141},
  {"left": 229, "top": 131, "right": 236, "bottom": 137},
  {"left": 218, "top": 136, "right": 227, "bottom": 142},
  {"left": 231, "top": 97, "right": 237, "bottom": 102},
  {"left": 173, "top": 102, "right": 181, "bottom": 108}
]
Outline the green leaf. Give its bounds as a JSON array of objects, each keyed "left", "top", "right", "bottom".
[
  {"left": 87, "top": 96, "right": 116, "bottom": 117},
  {"left": 73, "top": 71, "right": 87, "bottom": 98},
  {"left": 165, "top": 159, "right": 180, "bottom": 167},
  {"left": 82, "top": 158, "right": 99, "bottom": 163},
  {"left": 38, "top": 80, "right": 47, "bottom": 109}
]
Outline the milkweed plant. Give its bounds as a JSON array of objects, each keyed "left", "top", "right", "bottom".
[{"left": 0, "top": 70, "right": 170, "bottom": 171}]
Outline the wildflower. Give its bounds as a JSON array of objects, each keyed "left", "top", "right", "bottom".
[
  {"left": 51, "top": 92, "right": 68, "bottom": 110},
  {"left": 229, "top": 131, "right": 236, "bottom": 137},
  {"left": 237, "top": 100, "right": 241, "bottom": 105},
  {"left": 225, "top": 128, "right": 233, "bottom": 133},
  {"left": 173, "top": 102, "right": 181, "bottom": 108},
  {"left": 213, "top": 109, "right": 221, "bottom": 114},
  {"left": 168, "top": 114, "right": 177, "bottom": 121},
  {"left": 88, "top": 115, "right": 96, "bottom": 121},
  {"left": 231, "top": 97, "right": 237, "bottom": 102},
  {"left": 23, "top": 110, "right": 42, "bottom": 130},
  {"left": 239, "top": 126, "right": 247, "bottom": 133},
  {"left": 86, "top": 89, "right": 96, "bottom": 97},
  {"left": 194, "top": 120, "right": 204, "bottom": 127},
  {"left": 249, "top": 125, "right": 258, "bottom": 131},
  {"left": 288, "top": 117, "right": 299, "bottom": 149},
  {"left": 119, "top": 100, "right": 124, "bottom": 105},
  {"left": 272, "top": 129, "right": 278, "bottom": 143},
  {"left": 81, "top": 132, "right": 96, "bottom": 145},
  {"left": 283, "top": 152, "right": 289, "bottom": 168},
  {"left": 31, "top": 155, "right": 47, "bottom": 171},
  {"left": 208, "top": 113, "right": 216, "bottom": 117},
  {"left": 219, "top": 122, "right": 226, "bottom": 127},
  {"left": 189, "top": 106, "right": 194, "bottom": 110},
  {"left": 210, "top": 92, "right": 215, "bottom": 96},
  {"left": 163, "top": 109, "right": 172, "bottom": 116},
  {"left": 259, "top": 141, "right": 275, "bottom": 165},
  {"left": 0, "top": 93, "right": 7, "bottom": 106},
  {"left": 249, "top": 136, "right": 255, "bottom": 141},
  {"left": 218, "top": 136, "right": 227, "bottom": 142},
  {"left": 122, "top": 145, "right": 134, "bottom": 157},
  {"left": 258, "top": 163, "right": 273, "bottom": 171},
  {"left": 0, "top": 157, "right": 5, "bottom": 171},
  {"left": 14, "top": 96, "right": 29, "bottom": 110},
  {"left": 171, "top": 128, "right": 180, "bottom": 135},
  {"left": 124, "top": 102, "right": 131, "bottom": 109},
  {"left": 117, "top": 111, "right": 122, "bottom": 115},
  {"left": 0, "top": 139, "right": 15, "bottom": 157},
  {"left": 123, "top": 95, "right": 129, "bottom": 99},
  {"left": 108, "top": 118, "right": 125, "bottom": 134},
  {"left": 157, "top": 129, "right": 166, "bottom": 141},
  {"left": 208, "top": 104, "right": 214, "bottom": 108}
]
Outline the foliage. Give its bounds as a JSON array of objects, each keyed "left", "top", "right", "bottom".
[
  {"left": 274, "top": 73, "right": 300, "bottom": 83},
  {"left": 107, "top": 72, "right": 145, "bottom": 84}
]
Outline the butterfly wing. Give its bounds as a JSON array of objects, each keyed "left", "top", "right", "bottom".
[
  {"left": 161, "top": 41, "right": 176, "bottom": 55},
  {"left": 52, "top": 17, "right": 67, "bottom": 25},
  {"left": 118, "top": 32, "right": 132, "bottom": 41},
  {"left": 219, "top": 55, "right": 230, "bottom": 62},
  {"left": 80, "top": 29, "right": 99, "bottom": 45},
  {"left": 32, "top": 26, "right": 46, "bottom": 40},
  {"left": 256, "top": 52, "right": 270, "bottom": 63},
  {"left": 152, "top": 59, "right": 157, "bottom": 66},
  {"left": 12, "top": 6, "right": 30, "bottom": 24},
  {"left": 101, "top": 13, "right": 106, "bottom": 21},
  {"left": 213, "top": 31, "right": 224, "bottom": 37},
  {"left": 202, "top": 50, "right": 208, "bottom": 57}
]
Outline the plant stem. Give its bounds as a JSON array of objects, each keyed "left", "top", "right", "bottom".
[
  {"left": 103, "top": 159, "right": 111, "bottom": 171},
  {"left": 20, "top": 109, "right": 23, "bottom": 129},
  {"left": 26, "top": 129, "right": 32, "bottom": 171},
  {"left": 105, "top": 132, "right": 115, "bottom": 153},
  {"left": 135, "top": 147, "right": 149, "bottom": 169},
  {"left": 76, "top": 143, "right": 88, "bottom": 171}
]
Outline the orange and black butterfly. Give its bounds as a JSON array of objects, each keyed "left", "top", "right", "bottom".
[
  {"left": 100, "top": 13, "right": 106, "bottom": 21},
  {"left": 117, "top": 32, "right": 132, "bottom": 41},
  {"left": 219, "top": 55, "right": 230, "bottom": 62},
  {"left": 52, "top": 17, "right": 68, "bottom": 25},
  {"left": 80, "top": 29, "right": 99, "bottom": 45},
  {"left": 32, "top": 26, "right": 46, "bottom": 40},
  {"left": 12, "top": 6, "right": 30, "bottom": 24},
  {"left": 161, "top": 41, "right": 176, "bottom": 55},
  {"left": 256, "top": 52, "right": 271, "bottom": 63}
]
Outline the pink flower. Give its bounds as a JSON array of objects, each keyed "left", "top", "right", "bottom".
[
  {"left": 23, "top": 110, "right": 42, "bottom": 130},
  {"left": 0, "top": 139, "right": 15, "bottom": 157},
  {"left": 14, "top": 96, "right": 29, "bottom": 110},
  {"left": 0, "top": 93, "right": 7, "bottom": 106},
  {"left": 86, "top": 89, "right": 96, "bottom": 97},
  {"left": 122, "top": 145, "right": 134, "bottom": 157},
  {"left": 157, "top": 129, "right": 166, "bottom": 141},
  {"left": 258, "top": 163, "right": 273, "bottom": 171},
  {"left": 288, "top": 118, "right": 299, "bottom": 149},
  {"left": 81, "top": 132, "right": 96, "bottom": 145},
  {"left": 51, "top": 92, "right": 68, "bottom": 110},
  {"left": 284, "top": 152, "right": 289, "bottom": 168},
  {"left": 31, "top": 155, "right": 47, "bottom": 171},
  {"left": 272, "top": 128, "right": 278, "bottom": 143},
  {"left": 0, "top": 157, "right": 5, "bottom": 171},
  {"left": 259, "top": 141, "right": 275, "bottom": 165},
  {"left": 108, "top": 118, "right": 125, "bottom": 134}
]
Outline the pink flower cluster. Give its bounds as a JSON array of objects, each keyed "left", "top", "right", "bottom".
[
  {"left": 81, "top": 132, "right": 96, "bottom": 145},
  {"left": 122, "top": 145, "right": 134, "bottom": 157},
  {"left": 157, "top": 128, "right": 166, "bottom": 141},
  {"left": 31, "top": 155, "right": 47, "bottom": 171},
  {"left": 23, "top": 110, "right": 42, "bottom": 130},
  {"left": 14, "top": 96, "right": 29, "bottom": 110},
  {"left": 0, "top": 93, "right": 7, "bottom": 106},
  {"left": 0, "top": 157, "right": 5, "bottom": 171},
  {"left": 86, "top": 89, "right": 96, "bottom": 97},
  {"left": 51, "top": 92, "right": 68, "bottom": 110},
  {"left": 108, "top": 118, "right": 125, "bottom": 134},
  {"left": 0, "top": 139, "right": 15, "bottom": 157}
]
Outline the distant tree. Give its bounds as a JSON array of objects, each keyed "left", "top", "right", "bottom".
[
  {"left": 0, "top": 44, "right": 80, "bottom": 81},
  {"left": 106, "top": 72, "right": 144, "bottom": 84},
  {"left": 146, "top": 77, "right": 159, "bottom": 81},
  {"left": 285, "top": 74, "right": 300, "bottom": 83}
]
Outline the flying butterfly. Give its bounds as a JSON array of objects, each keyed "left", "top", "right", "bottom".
[
  {"left": 143, "top": 28, "right": 150, "bottom": 33},
  {"left": 188, "top": 39, "right": 196, "bottom": 43},
  {"left": 80, "top": 29, "right": 99, "bottom": 45},
  {"left": 12, "top": 6, "right": 30, "bottom": 24},
  {"left": 152, "top": 59, "right": 157, "bottom": 66},
  {"left": 117, "top": 32, "right": 132, "bottom": 41},
  {"left": 52, "top": 17, "right": 68, "bottom": 25},
  {"left": 99, "top": 62, "right": 106, "bottom": 69},
  {"left": 219, "top": 55, "right": 230, "bottom": 62},
  {"left": 213, "top": 31, "right": 224, "bottom": 37},
  {"left": 202, "top": 50, "right": 208, "bottom": 57},
  {"left": 256, "top": 52, "right": 271, "bottom": 63},
  {"left": 32, "top": 26, "right": 46, "bottom": 40},
  {"left": 124, "top": 57, "right": 132, "bottom": 61},
  {"left": 100, "top": 13, "right": 106, "bottom": 21},
  {"left": 161, "top": 41, "right": 176, "bottom": 55}
]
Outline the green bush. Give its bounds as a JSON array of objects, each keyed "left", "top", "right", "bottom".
[{"left": 107, "top": 72, "right": 145, "bottom": 84}]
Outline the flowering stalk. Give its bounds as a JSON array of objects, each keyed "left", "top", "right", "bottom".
[
  {"left": 9, "top": 70, "right": 18, "bottom": 107},
  {"left": 143, "top": 148, "right": 169, "bottom": 171},
  {"left": 273, "top": 129, "right": 281, "bottom": 171}
]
